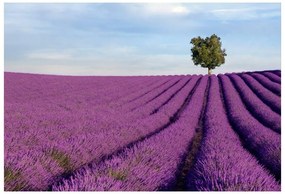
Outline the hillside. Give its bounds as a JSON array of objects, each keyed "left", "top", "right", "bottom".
[{"left": 4, "top": 70, "right": 281, "bottom": 191}]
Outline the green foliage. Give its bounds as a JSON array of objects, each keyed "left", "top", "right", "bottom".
[
  {"left": 4, "top": 167, "right": 27, "bottom": 191},
  {"left": 190, "top": 34, "right": 227, "bottom": 74},
  {"left": 4, "top": 167, "right": 19, "bottom": 183},
  {"left": 108, "top": 169, "right": 128, "bottom": 181},
  {"left": 47, "top": 149, "right": 73, "bottom": 172}
]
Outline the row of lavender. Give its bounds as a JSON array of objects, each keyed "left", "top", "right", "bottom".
[
  {"left": 4, "top": 70, "right": 281, "bottom": 191},
  {"left": 5, "top": 73, "right": 199, "bottom": 190},
  {"left": 53, "top": 72, "right": 280, "bottom": 191},
  {"left": 187, "top": 76, "right": 279, "bottom": 191},
  {"left": 5, "top": 73, "right": 160, "bottom": 190},
  {"left": 53, "top": 76, "right": 209, "bottom": 191}
]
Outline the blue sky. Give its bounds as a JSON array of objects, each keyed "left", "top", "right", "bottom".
[{"left": 4, "top": 3, "right": 281, "bottom": 75}]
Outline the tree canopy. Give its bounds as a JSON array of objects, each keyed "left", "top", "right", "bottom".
[{"left": 190, "top": 34, "right": 227, "bottom": 75}]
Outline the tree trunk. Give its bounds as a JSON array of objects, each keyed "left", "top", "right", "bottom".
[{"left": 208, "top": 68, "right": 212, "bottom": 75}]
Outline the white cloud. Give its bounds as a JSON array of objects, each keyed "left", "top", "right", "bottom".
[
  {"left": 172, "top": 6, "right": 189, "bottom": 14},
  {"left": 142, "top": 4, "right": 190, "bottom": 16}
]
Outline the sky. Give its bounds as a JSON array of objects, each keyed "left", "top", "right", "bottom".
[{"left": 4, "top": 3, "right": 281, "bottom": 75}]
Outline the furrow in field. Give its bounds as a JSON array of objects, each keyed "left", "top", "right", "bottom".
[
  {"left": 52, "top": 77, "right": 209, "bottom": 191},
  {"left": 113, "top": 76, "right": 174, "bottom": 106},
  {"left": 102, "top": 76, "right": 191, "bottom": 131},
  {"left": 228, "top": 74, "right": 280, "bottom": 133},
  {"left": 261, "top": 72, "right": 281, "bottom": 84},
  {"left": 127, "top": 77, "right": 174, "bottom": 103},
  {"left": 124, "top": 76, "right": 197, "bottom": 120},
  {"left": 186, "top": 75, "right": 280, "bottom": 191},
  {"left": 238, "top": 73, "right": 280, "bottom": 114},
  {"left": 79, "top": 76, "right": 161, "bottom": 107},
  {"left": 249, "top": 72, "right": 280, "bottom": 96},
  {"left": 219, "top": 75, "right": 281, "bottom": 180},
  {"left": 107, "top": 77, "right": 163, "bottom": 103},
  {"left": 14, "top": 76, "right": 199, "bottom": 191},
  {"left": 5, "top": 75, "right": 182, "bottom": 191},
  {"left": 5, "top": 70, "right": 282, "bottom": 192},
  {"left": 150, "top": 77, "right": 192, "bottom": 115},
  {"left": 173, "top": 77, "right": 209, "bottom": 191},
  {"left": 48, "top": 76, "right": 203, "bottom": 190},
  {"left": 143, "top": 78, "right": 182, "bottom": 105},
  {"left": 127, "top": 76, "right": 184, "bottom": 112},
  {"left": 271, "top": 70, "right": 281, "bottom": 77}
]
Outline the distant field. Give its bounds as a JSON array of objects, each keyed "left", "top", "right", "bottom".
[{"left": 4, "top": 70, "right": 281, "bottom": 191}]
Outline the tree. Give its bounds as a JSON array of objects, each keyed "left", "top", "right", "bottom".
[{"left": 190, "top": 34, "right": 227, "bottom": 75}]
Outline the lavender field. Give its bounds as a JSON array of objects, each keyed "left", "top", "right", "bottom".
[{"left": 4, "top": 70, "right": 281, "bottom": 191}]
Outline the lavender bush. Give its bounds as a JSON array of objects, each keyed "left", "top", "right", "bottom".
[
  {"left": 187, "top": 76, "right": 280, "bottom": 191},
  {"left": 261, "top": 72, "right": 281, "bottom": 84},
  {"left": 219, "top": 74, "right": 281, "bottom": 179},
  {"left": 249, "top": 72, "right": 281, "bottom": 96},
  {"left": 4, "top": 70, "right": 281, "bottom": 191},
  {"left": 238, "top": 73, "right": 281, "bottom": 114},
  {"left": 228, "top": 73, "right": 280, "bottom": 133}
]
